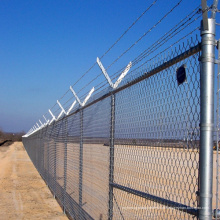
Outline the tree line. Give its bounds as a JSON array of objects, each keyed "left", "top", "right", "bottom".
[{"left": 0, "top": 129, "right": 25, "bottom": 143}]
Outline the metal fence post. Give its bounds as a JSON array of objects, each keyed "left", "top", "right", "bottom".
[
  {"left": 47, "top": 126, "right": 50, "bottom": 185},
  {"left": 47, "top": 123, "right": 54, "bottom": 186},
  {"left": 39, "top": 128, "right": 43, "bottom": 175},
  {"left": 42, "top": 125, "right": 47, "bottom": 180},
  {"left": 108, "top": 94, "right": 115, "bottom": 220},
  {"left": 199, "top": 18, "right": 216, "bottom": 219},
  {"left": 63, "top": 118, "right": 68, "bottom": 214},
  {"left": 50, "top": 123, "right": 55, "bottom": 192},
  {"left": 54, "top": 124, "right": 57, "bottom": 198},
  {"left": 214, "top": 39, "right": 220, "bottom": 219},
  {"left": 79, "top": 109, "right": 83, "bottom": 219}
]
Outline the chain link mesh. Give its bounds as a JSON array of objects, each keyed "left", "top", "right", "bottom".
[
  {"left": 22, "top": 36, "right": 212, "bottom": 219},
  {"left": 112, "top": 38, "right": 200, "bottom": 219}
]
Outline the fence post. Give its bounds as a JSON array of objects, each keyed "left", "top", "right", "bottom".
[
  {"left": 39, "top": 128, "right": 43, "bottom": 175},
  {"left": 54, "top": 123, "right": 57, "bottom": 198},
  {"left": 47, "top": 126, "right": 50, "bottom": 185},
  {"left": 49, "top": 122, "right": 55, "bottom": 193},
  {"left": 63, "top": 118, "right": 68, "bottom": 214},
  {"left": 43, "top": 125, "right": 48, "bottom": 181},
  {"left": 108, "top": 94, "right": 115, "bottom": 220},
  {"left": 79, "top": 109, "right": 83, "bottom": 219},
  {"left": 214, "top": 39, "right": 220, "bottom": 219},
  {"left": 199, "top": 18, "right": 216, "bottom": 219},
  {"left": 47, "top": 123, "right": 54, "bottom": 186}
]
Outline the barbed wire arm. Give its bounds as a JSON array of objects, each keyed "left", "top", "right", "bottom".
[
  {"left": 39, "top": 119, "right": 43, "bottom": 127},
  {"left": 43, "top": 115, "right": 49, "bottom": 125},
  {"left": 69, "top": 86, "right": 83, "bottom": 106},
  {"left": 26, "top": 128, "right": 32, "bottom": 135},
  {"left": 96, "top": 58, "right": 114, "bottom": 88},
  {"left": 24, "top": 128, "right": 33, "bottom": 137},
  {"left": 70, "top": 86, "right": 95, "bottom": 107},
  {"left": 32, "top": 123, "right": 40, "bottom": 133},
  {"left": 28, "top": 128, "right": 34, "bottom": 136},
  {"left": 82, "top": 87, "right": 95, "bottom": 106},
  {"left": 57, "top": 100, "right": 67, "bottom": 120},
  {"left": 97, "top": 57, "right": 132, "bottom": 89},
  {"left": 57, "top": 100, "right": 67, "bottom": 115},
  {"left": 66, "top": 100, "right": 77, "bottom": 115},
  {"left": 114, "top": 62, "right": 132, "bottom": 89},
  {"left": 49, "top": 109, "right": 56, "bottom": 124}
]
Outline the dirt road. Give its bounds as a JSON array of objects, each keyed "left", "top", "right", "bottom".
[{"left": 0, "top": 142, "right": 68, "bottom": 220}]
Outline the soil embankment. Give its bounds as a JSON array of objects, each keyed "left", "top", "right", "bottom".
[{"left": 0, "top": 142, "right": 68, "bottom": 220}]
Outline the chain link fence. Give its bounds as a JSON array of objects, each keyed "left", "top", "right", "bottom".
[
  {"left": 22, "top": 34, "right": 216, "bottom": 219},
  {"left": 111, "top": 37, "right": 201, "bottom": 220}
]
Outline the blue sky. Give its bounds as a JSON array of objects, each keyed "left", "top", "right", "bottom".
[{"left": 0, "top": 0, "right": 218, "bottom": 132}]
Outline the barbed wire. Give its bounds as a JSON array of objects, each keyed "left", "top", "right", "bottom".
[
  {"left": 51, "top": 26, "right": 200, "bottom": 121},
  {"left": 60, "top": 24, "right": 200, "bottom": 117},
  {"left": 40, "top": 1, "right": 201, "bottom": 124},
  {"left": 112, "top": 10, "right": 201, "bottom": 78},
  {"left": 132, "top": 7, "right": 200, "bottom": 65},
  {"left": 77, "top": 4, "right": 200, "bottom": 100},
  {"left": 129, "top": 27, "right": 200, "bottom": 75},
  {"left": 76, "top": 0, "right": 184, "bottom": 97},
  {"left": 104, "top": 0, "right": 183, "bottom": 72},
  {"left": 90, "top": 26, "right": 200, "bottom": 97},
  {"left": 106, "top": 6, "right": 200, "bottom": 83},
  {"left": 48, "top": 0, "right": 159, "bottom": 112},
  {"left": 70, "top": 0, "right": 158, "bottom": 90}
]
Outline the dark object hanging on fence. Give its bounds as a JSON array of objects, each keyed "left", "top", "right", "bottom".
[{"left": 176, "top": 64, "right": 187, "bottom": 85}]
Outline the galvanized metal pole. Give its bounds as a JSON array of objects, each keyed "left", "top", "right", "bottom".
[
  {"left": 47, "top": 126, "right": 50, "bottom": 185},
  {"left": 199, "top": 18, "right": 216, "bottom": 219},
  {"left": 214, "top": 39, "right": 220, "bottom": 219},
  {"left": 50, "top": 123, "right": 55, "bottom": 191},
  {"left": 42, "top": 125, "right": 47, "bottom": 180},
  {"left": 211, "top": 0, "right": 219, "bottom": 19},
  {"left": 47, "top": 123, "right": 54, "bottom": 186},
  {"left": 108, "top": 94, "right": 115, "bottom": 220},
  {"left": 63, "top": 118, "right": 68, "bottom": 214},
  {"left": 79, "top": 110, "right": 83, "bottom": 219},
  {"left": 39, "top": 128, "right": 44, "bottom": 175},
  {"left": 53, "top": 123, "right": 57, "bottom": 198}
]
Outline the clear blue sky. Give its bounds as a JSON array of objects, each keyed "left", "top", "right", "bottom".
[{"left": 0, "top": 0, "right": 218, "bottom": 133}]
